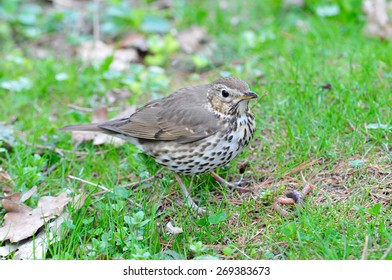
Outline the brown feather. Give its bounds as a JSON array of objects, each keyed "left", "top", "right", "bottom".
[
  {"left": 96, "top": 84, "right": 220, "bottom": 143},
  {"left": 60, "top": 123, "right": 103, "bottom": 132}
]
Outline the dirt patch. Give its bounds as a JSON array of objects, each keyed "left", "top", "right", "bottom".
[{"left": 247, "top": 153, "right": 391, "bottom": 207}]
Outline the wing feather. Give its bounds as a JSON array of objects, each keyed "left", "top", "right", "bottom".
[{"left": 98, "top": 85, "right": 220, "bottom": 143}]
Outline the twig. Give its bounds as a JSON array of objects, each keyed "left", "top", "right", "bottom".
[
  {"left": 252, "top": 178, "right": 275, "bottom": 189},
  {"left": 68, "top": 175, "right": 110, "bottom": 192},
  {"left": 67, "top": 104, "right": 94, "bottom": 112},
  {"left": 361, "top": 235, "right": 369, "bottom": 260},
  {"left": 67, "top": 174, "right": 141, "bottom": 208},
  {"left": 284, "top": 158, "right": 321, "bottom": 177}
]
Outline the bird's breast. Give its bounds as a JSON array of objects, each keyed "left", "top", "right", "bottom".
[{"left": 142, "top": 113, "right": 256, "bottom": 176}]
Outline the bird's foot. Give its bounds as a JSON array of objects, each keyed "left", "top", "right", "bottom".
[
  {"left": 211, "top": 172, "right": 250, "bottom": 192},
  {"left": 187, "top": 199, "right": 207, "bottom": 215}
]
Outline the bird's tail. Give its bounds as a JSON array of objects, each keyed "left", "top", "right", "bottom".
[{"left": 60, "top": 123, "right": 102, "bottom": 132}]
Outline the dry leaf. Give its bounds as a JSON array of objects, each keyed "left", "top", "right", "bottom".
[
  {"left": 363, "top": 0, "right": 392, "bottom": 40},
  {"left": 0, "top": 243, "right": 18, "bottom": 257},
  {"left": 13, "top": 213, "right": 69, "bottom": 259},
  {"left": 119, "top": 33, "right": 148, "bottom": 53},
  {"left": 177, "top": 26, "right": 210, "bottom": 54},
  {"left": 0, "top": 168, "right": 14, "bottom": 196},
  {"left": 111, "top": 105, "right": 136, "bottom": 120},
  {"left": 2, "top": 193, "right": 32, "bottom": 213},
  {"left": 166, "top": 221, "right": 183, "bottom": 235},
  {"left": 0, "top": 192, "right": 71, "bottom": 242},
  {"left": 78, "top": 40, "right": 113, "bottom": 64},
  {"left": 1, "top": 186, "right": 36, "bottom": 213},
  {"left": 0, "top": 193, "right": 86, "bottom": 259},
  {"left": 111, "top": 49, "right": 139, "bottom": 71},
  {"left": 20, "top": 185, "right": 38, "bottom": 202},
  {"left": 78, "top": 40, "right": 139, "bottom": 71}
]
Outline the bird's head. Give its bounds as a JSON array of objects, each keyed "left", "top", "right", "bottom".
[{"left": 207, "top": 77, "right": 258, "bottom": 116}]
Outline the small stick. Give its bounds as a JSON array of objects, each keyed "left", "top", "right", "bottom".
[
  {"left": 67, "top": 174, "right": 141, "bottom": 208},
  {"left": 67, "top": 104, "right": 94, "bottom": 112},
  {"left": 284, "top": 158, "right": 321, "bottom": 177},
  {"left": 68, "top": 175, "right": 110, "bottom": 192}
]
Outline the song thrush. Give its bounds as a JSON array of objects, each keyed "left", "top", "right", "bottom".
[{"left": 61, "top": 77, "right": 258, "bottom": 213}]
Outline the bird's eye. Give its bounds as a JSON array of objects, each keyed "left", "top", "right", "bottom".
[{"left": 221, "top": 89, "right": 229, "bottom": 98}]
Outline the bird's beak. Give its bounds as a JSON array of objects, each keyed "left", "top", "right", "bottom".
[{"left": 238, "top": 91, "right": 258, "bottom": 100}]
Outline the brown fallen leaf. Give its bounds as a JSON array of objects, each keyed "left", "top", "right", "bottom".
[
  {"left": 2, "top": 185, "right": 37, "bottom": 214},
  {"left": 363, "top": 0, "right": 392, "bottom": 40},
  {"left": 111, "top": 49, "right": 139, "bottom": 71},
  {"left": 166, "top": 221, "right": 183, "bottom": 235},
  {"left": 15, "top": 194, "right": 86, "bottom": 259},
  {"left": 0, "top": 193, "right": 86, "bottom": 259},
  {"left": 20, "top": 185, "right": 38, "bottom": 202},
  {"left": 0, "top": 192, "right": 71, "bottom": 242},
  {"left": 0, "top": 168, "right": 14, "bottom": 196},
  {"left": 12, "top": 214, "right": 69, "bottom": 259},
  {"left": 177, "top": 25, "right": 210, "bottom": 54},
  {"left": 78, "top": 40, "right": 139, "bottom": 71},
  {"left": 1, "top": 190, "right": 34, "bottom": 214},
  {"left": 0, "top": 242, "right": 18, "bottom": 257},
  {"left": 119, "top": 33, "right": 147, "bottom": 51}
]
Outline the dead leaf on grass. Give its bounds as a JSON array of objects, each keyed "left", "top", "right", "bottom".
[
  {"left": 78, "top": 40, "right": 139, "bottom": 71},
  {"left": 119, "top": 33, "right": 148, "bottom": 55},
  {"left": 365, "top": 123, "right": 392, "bottom": 130},
  {"left": 177, "top": 26, "right": 210, "bottom": 54},
  {"left": 0, "top": 191, "right": 71, "bottom": 242},
  {"left": 363, "top": 0, "right": 392, "bottom": 40},
  {"left": 0, "top": 189, "right": 86, "bottom": 259},
  {"left": 1, "top": 186, "right": 37, "bottom": 213},
  {"left": 0, "top": 123, "right": 16, "bottom": 149},
  {"left": 166, "top": 221, "right": 183, "bottom": 235},
  {"left": 111, "top": 49, "right": 140, "bottom": 71},
  {"left": 13, "top": 194, "right": 86, "bottom": 259},
  {"left": 0, "top": 168, "right": 14, "bottom": 196}
]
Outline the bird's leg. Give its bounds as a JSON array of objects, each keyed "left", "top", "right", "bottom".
[
  {"left": 173, "top": 172, "right": 206, "bottom": 214},
  {"left": 211, "top": 172, "right": 249, "bottom": 192}
]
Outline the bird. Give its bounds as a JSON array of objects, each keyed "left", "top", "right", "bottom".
[{"left": 61, "top": 77, "right": 258, "bottom": 213}]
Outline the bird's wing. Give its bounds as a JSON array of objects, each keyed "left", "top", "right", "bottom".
[{"left": 98, "top": 85, "right": 221, "bottom": 144}]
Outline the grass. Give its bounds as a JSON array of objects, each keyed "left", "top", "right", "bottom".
[{"left": 0, "top": 0, "right": 391, "bottom": 260}]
